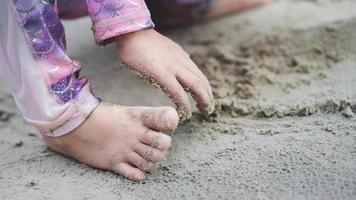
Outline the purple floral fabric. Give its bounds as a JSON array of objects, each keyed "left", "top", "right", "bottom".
[
  {"left": 85, "top": 0, "right": 155, "bottom": 44},
  {"left": 12, "top": 0, "right": 89, "bottom": 104},
  {"left": 0, "top": 0, "right": 100, "bottom": 137}
]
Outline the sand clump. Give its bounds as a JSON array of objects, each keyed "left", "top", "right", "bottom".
[{"left": 190, "top": 19, "right": 356, "bottom": 119}]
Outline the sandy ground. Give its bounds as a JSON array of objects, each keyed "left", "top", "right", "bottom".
[{"left": 1, "top": 0, "right": 356, "bottom": 199}]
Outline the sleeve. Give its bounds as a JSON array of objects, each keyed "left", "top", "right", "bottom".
[
  {"left": 0, "top": 0, "right": 100, "bottom": 137},
  {"left": 86, "top": 0, "right": 155, "bottom": 45}
]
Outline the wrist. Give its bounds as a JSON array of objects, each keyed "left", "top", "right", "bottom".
[{"left": 115, "top": 28, "right": 154, "bottom": 48}]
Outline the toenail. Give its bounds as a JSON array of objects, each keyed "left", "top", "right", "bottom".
[{"left": 156, "top": 107, "right": 179, "bottom": 131}]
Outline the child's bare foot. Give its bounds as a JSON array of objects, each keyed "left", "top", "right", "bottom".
[
  {"left": 43, "top": 103, "right": 179, "bottom": 182},
  {"left": 116, "top": 29, "right": 215, "bottom": 120},
  {"left": 205, "top": 0, "right": 271, "bottom": 19},
  {"left": 149, "top": 0, "right": 270, "bottom": 27}
]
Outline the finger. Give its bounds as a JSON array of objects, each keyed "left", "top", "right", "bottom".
[
  {"left": 172, "top": 43, "right": 214, "bottom": 99},
  {"left": 135, "top": 142, "right": 166, "bottom": 162},
  {"left": 127, "top": 152, "right": 157, "bottom": 172},
  {"left": 126, "top": 66, "right": 192, "bottom": 120},
  {"left": 180, "top": 60, "right": 209, "bottom": 92},
  {"left": 155, "top": 74, "right": 192, "bottom": 120},
  {"left": 139, "top": 129, "right": 172, "bottom": 151},
  {"left": 185, "top": 59, "right": 214, "bottom": 99},
  {"left": 176, "top": 70, "right": 215, "bottom": 116},
  {"left": 113, "top": 162, "right": 145, "bottom": 182}
]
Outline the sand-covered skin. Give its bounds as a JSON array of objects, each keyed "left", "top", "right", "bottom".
[
  {"left": 1, "top": 0, "right": 356, "bottom": 199},
  {"left": 122, "top": 65, "right": 195, "bottom": 121}
]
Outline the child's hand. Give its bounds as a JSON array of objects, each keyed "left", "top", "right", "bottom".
[{"left": 116, "top": 29, "right": 214, "bottom": 120}]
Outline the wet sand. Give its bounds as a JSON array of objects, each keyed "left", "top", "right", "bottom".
[{"left": 1, "top": 1, "right": 356, "bottom": 199}]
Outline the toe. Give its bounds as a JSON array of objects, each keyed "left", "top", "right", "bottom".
[
  {"left": 127, "top": 152, "right": 157, "bottom": 172},
  {"left": 135, "top": 142, "right": 166, "bottom": 162},
  {"left": 139, "top": 130, "right": 172, "bottom": 151},
  {"left": 140, "top": 107, "right": 179, "bottom": 132},
  {"left": 113, "top": 163, "right": 145, "bottom": 182}
]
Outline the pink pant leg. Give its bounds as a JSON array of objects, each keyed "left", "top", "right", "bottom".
[{"left": 0, "top": 0, "right": 100, "bottom": 137}]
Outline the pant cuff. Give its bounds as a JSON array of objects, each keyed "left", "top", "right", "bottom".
[{"left": 40, "top": 86, "right": 101, "bottom": 137}]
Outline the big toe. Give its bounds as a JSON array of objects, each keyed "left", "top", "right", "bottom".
[{"left": 140, "top": 107, "right": 179, "bottom": 132}]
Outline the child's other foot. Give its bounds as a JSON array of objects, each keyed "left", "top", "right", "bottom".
[
  {"left": 43, "top": 103, "right": 179, "bottom": 181},
  {"left": 205, "top": 0, "right": 270, "bottom": 19}
]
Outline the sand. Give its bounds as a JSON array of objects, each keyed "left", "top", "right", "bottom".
[{"left": 1, "top": 0, "right": 356, "bottom": 199}]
